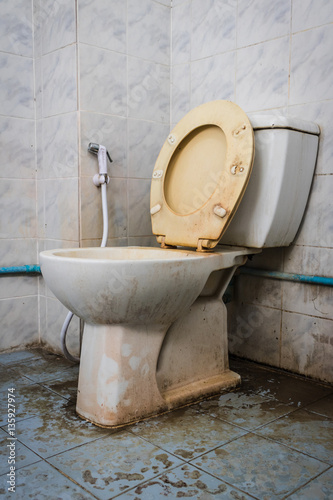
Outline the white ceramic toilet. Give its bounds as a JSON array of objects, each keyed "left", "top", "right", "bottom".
[{"left": 40, "top": 100, "right": 320, "bottom": 428}]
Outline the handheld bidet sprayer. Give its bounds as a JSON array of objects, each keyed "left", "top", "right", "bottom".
[
  {"left": 61, "top": 142, "right": 113, "bottom": 364},
  {"left": 88, "top": 142, "right": 112, "bottom": 248},
  {"left": 88, "top": 142, "right": 112, "bottom": 186}
]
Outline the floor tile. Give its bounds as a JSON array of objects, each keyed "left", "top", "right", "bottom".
[
  {"left": 119, "top": 463, "right": 254, "bottom": 499},
  {"left": 192, "top": 433, "right": 327, "bottom": 500},
  {"left": 0, "top": 365, "right": 33, "bottom": 395},
  {"left": 14, "top": 405, "right": 110, "bottom": 459},
  {"left": 41, "top": 370, "right": 79, "bottom": 402},
  {"left": 48, "top": 431, "right": 183, "bottom": 499},
  {"left": 14, "top": 356, "right": 77, "bottom": 383},
  {"left": 257, "top": 409, "right": 333, "bottom": 464},
  {"left": 0, "top": 349, "right": 43, "bottom": 366},
  {"left": 0, "top": 383, "right": 70, "bottom": 424},
  {"left": 230, "top": 358, "right": 333, "bottom": 407},
  {"left": 197, "top": 391, "right": 295, "bottom": 430},
  {"left": 0, "top": 428, "right": 40, "bottom": 475},
  {"left": 0, "top": 350, "right": 331, "bottom": 499},
  {"left": 0, "top": 374, "right": 38, "bottom": 427},
  {"left": 305, "top": 394, "right": 333, "bottom": 419},
  {"left": 286, "top": 467, "right": 333, "bottom": 499},
  {"left": 129, "top": 406, "right": 246, "bottom": 460},
  {"left": 0, "top": 460, "right": 95, "bottom": 499}
]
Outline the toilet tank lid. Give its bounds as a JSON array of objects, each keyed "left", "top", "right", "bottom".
[{"left": 249, "top": 114, "right": 320, "bottom": 135}]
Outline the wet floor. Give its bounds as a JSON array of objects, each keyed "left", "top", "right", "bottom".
[{"left": 0, "top": 348, "right": 332, "bottom": 499}]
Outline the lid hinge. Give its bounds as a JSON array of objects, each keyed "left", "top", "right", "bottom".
[
  {"left": 157, "top": 235, "right": 177, "bottom": 249},
  {"left": 197, "top": 239, "right": 216, "bottom": 252}
]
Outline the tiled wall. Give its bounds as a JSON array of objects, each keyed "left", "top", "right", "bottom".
[
  {"left": 78, "top": 0, "right": 170, "bottom": 249},
  {"left": 34, "top": 0, "right": 80, "bottom": 354},
  {"left": 36, "top": 0, "right": 171, "bottom": 354},
  {"left": 171, "top": 0, "right": 333, "bottom": 382},
  {"left": 1, "top": 1, "right": 332, "bottom": 383},
  {"left": 0, "top": 0, "right": 38, "bottom": 350},
  {"left": 0, "top": 0, "right": 171, "bottom": 355}
]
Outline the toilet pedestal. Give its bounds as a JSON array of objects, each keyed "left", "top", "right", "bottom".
[
  {"left": 76, "top": 292, "right": 240, "bottom": 428},
  {"left": 156, "top": 296, "right": 240, "bottom": 406},
  {"left": 76, "top": 323, "right": 168, "bottom": 427}
]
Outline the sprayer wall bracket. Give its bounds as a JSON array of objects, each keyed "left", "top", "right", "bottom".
[{"left": 93, "top": 174, "right": 110, "bottom": 186}]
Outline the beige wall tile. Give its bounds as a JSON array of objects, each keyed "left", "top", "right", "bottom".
[{"left": 281, "top": 311, "right": 333, "bottom": 383}]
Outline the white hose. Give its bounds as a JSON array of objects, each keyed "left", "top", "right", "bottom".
[
  {"left": 60, "top": 180, "right": 109, "bottom": 363},
  {"left": 60, "top": 311, "right": 78, "bottom": 363},
  {"left": 101, "top": 182, "right": 108, "bottom": 248}
]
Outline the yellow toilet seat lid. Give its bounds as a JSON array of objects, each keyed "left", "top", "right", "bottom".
[{"left": 150, "top": 100, "right": 255, "bottom": 251}]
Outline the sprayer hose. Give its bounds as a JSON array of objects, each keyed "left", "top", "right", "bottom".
[{"left": 61, "top": 182, "right": 109, "bottom": 363}]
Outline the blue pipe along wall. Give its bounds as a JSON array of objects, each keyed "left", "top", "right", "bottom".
[
  {"left": 0, "top": 265, "right": 42, "bottom": 275},
  {"left": 1, "top": 264, "right": 332, "bottom": 288}
]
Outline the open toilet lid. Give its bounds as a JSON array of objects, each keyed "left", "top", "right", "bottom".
[{"left": 150, "top": 100, "right": 255, "bottom": 251}]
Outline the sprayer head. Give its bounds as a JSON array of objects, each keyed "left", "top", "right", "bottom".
[
  {"left": 88, "top": 143, "right": 112, "bottom": 162},
  {"left": 88, "top": 142, "right": 100, "bottom": 155}
]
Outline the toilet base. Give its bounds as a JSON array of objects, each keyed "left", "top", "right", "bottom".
[
  {"left": 76, "top": 297, "right": 239, "bottom": 428},
  {"left": 162, "top": 370, "right": 240, "bottom": 408},
  {"left": 77, "top": 369, "right": 240, "bottom": 429},
  {"left": 76, "top": 322, "right": 168, "bottom": 428}
]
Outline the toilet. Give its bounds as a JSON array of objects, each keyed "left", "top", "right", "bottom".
[{"left": 40, "top": 100, "right": 320, "bottom": 428}]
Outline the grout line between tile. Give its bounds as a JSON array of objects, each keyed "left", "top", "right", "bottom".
[
  {"left": 185, "top": 459, "right": 260, "bottom": 500},
  {"left": 109, "top": 463, "right": 182, "bottom": 500},
  {"left": 251, "top": 428, "right": 333, "bottom": 467},
  {"left": 282, "top": 464, "right": 333, "bottom": 499},
  {"left": 44, "top": 458, "right": 101, "bottom": 499}
]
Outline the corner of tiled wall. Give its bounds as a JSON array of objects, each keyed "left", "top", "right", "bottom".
[
  {"left": 36, "top": 0, "right": 172, "bottom": 354},
  {"left": 35, "top": 0, "right": 80, "bottom": 355},
  {"left": 78, "top": 0, "right": 171, "bottom": 250}
]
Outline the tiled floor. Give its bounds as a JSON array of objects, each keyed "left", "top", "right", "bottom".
[{"left": 0, "top": 349, "right": 332, "bottom": 499}]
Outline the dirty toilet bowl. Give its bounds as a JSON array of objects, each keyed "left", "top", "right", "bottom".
[{"left": 40, "top": 245, "right": 253, "bottom": 426}]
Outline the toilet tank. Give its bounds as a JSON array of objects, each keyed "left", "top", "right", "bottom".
[{"left": 222, "top": 115, "right": 320, "bottom": 248}]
